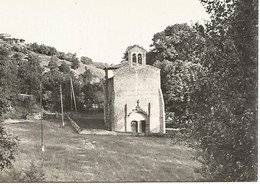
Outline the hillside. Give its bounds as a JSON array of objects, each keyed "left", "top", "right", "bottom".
[
  {"left": 0, "top": 34, "right": 106, "bottom": 116},
  {"left": 36, "top": 53, "right": 105, "bottom": 82},
  {"left": 0, "top": 34, "right": 105, "bottom": 83}
]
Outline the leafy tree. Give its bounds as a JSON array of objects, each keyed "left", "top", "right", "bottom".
[
  {"left": 80, "top": 56, "right": 93, "bottom": 65},
  {"left": 48, "top": 56, "right": 59, "bottom": 71},
  {"left": 0, "top": 42, "right": 19, "bottom": 168},
  {"left": 58, "top": 62, "right": 70, "bottom": 74},
  {"left": 0, "top": 45, "right": 19, "bottom": 115},
  {"left": 149, "top": 1, "right": 257, "bottom": 181},
  {"left": 22, "top": 54, "right": 44, "bottom": 96},
  {"left": 187, "top": 0, "right": 258, "bottom": 181},
  {"left": 42, "top": 69, "right": 65, "bottom": 111},
  {"left": 79, "top": 67, "right": 92, "bottom": 84},
  {"left": 154, "top": 59, "right": 204, "bottom": 127},
  {"left": 0, "top": 126, "right": 18, "bottom": 170},
  {"left": 151, "top": 23, "right": 207, "bottom": 126},
  {"left": 151, "top": 23, "right": 206, "bottom": 63},
  {"left": 71, "top": 58, "right": 80, "bottom": 70},
  {"left": 58, "top": 52, "right": 66, "bottom": 60},
  {"left": 146, "top": 51, "right": 157, "bottom": 66}
]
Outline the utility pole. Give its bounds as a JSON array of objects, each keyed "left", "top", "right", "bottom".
[
  {"left": 70, "top": 83, "right": 73, "bottom": 111},
  {"left": 40, "top": 82, "right": 45, "bottom": 152},
  {"left": 70, "top": 77, "right": 77, "bottom": 114},
  {"left": 60, "top": 83, "right": 64, "bottom": 126}
]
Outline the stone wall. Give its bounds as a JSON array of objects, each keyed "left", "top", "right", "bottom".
[{"left": 111, "top": 65, "right": 165, "bottom": 133}]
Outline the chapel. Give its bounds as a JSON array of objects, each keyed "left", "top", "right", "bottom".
[{"left": 103, "top": 45, "right": 165, "bottom": 133}]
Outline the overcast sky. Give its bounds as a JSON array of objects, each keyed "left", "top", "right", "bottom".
[{"left": 0, "top": 0, "right": 210, "bottom": 64}]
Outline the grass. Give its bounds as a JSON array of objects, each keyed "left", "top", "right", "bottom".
[{"left": 0, "top": 119, "right": 201, "bottom": 182}]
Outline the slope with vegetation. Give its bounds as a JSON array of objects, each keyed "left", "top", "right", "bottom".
[{"left": 0, "top": 34, "right": 105, "bottom": 119}]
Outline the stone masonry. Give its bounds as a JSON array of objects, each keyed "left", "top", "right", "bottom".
[{"left": 104, "top": 45, "right": 165, "bottom": 133}]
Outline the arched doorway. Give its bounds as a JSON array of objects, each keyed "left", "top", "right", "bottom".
[
  {"left": 128, "top": 112, "right": 148, "bottom": 133},
  {"left": 131, "top": 121, "right": 138, "bottom": 133},
  {"left": 140, "top": 120, "right": 146, "bottom": 133}
]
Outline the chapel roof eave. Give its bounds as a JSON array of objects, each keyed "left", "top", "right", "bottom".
[{"left": 104, "top": 61, "right": 129, "bottom": 70}]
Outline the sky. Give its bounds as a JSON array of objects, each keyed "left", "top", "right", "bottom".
[{"left": 0, "top": 0, "right": 210, "bottom": 64}]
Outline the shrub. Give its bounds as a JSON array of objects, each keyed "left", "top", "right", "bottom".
[{"left": 1, "top": 163, "right": 45, "bottom": 182}]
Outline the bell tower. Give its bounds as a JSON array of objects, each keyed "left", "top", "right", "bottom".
[{"left": 127, "top": 45, "right": 147, "bottom": 66}]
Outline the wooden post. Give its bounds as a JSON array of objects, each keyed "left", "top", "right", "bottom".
[
  {"left": 70, "top": 77, "right": 77, "bottom": 114},
  {"left": 70, "top": 83, "right": 73, "bottom": 111},
  {"left": 148, "top": 102, "right": 151, "bottom": 133},
  {"left": 40, "top": 82, "right": 45, "bottom": 152},
  {"left": 104, "top": 69, "right": 108, "bottom": 129},
  {"left": 124, "top": 104, "right": 127, "bottom": 132},
  {"left": 60, "top": 83, "right": 64, "bottom": 126}
]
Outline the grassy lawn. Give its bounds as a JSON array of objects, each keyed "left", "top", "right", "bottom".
[{"left": 0, "top": 119, "right": 200, "bottom": 182}]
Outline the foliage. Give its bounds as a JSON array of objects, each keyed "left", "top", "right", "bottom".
[
  {"left": 151, "top": 0, "right": 257, "bottom": 181},
  {"left": 0, "top": 40, "right": 43, "bottom": 116},
  {"left": 2, "top": 163, "right": 45, "bottom": 182},
  {"left": 151, "top": 23, "right": 206, "bottom": 63},
  {"left": 58, "top": 62, "right": 71, "bottom": 74},
  {"left": 79, "top": 68, "right": 104, "bottom": 110},
  {"left": 48, "top": 55, "right": 59, "bottom": 71},
  {"left": 81, "top": 56, "right": 93, "bottom": 65},
  {"left": 0, "top": 46, "right": 17, "bottom": 116},
  {"left": 23, "top": 163, "right": 45, "bottom": 182},
  {"left": 154, "top": 59, "right": 205, "bottom": 127},
  {"left": 0, "top": 34, "right": 103, "bottom": 176},
  {"left": 0, "top": 126, "right": 18, "bottom": 170},
  {"left": 92, "top": 61, "right": 108, "bottom": 69},
  {"left": 146, "top": 51, "right": 157, "bottom": 66},
  {"left": 186, "top": 0, "right": 258, "bottom": 181},
  {"left": 71, "top": 55, "right": 80, "bottom": 70},
  {"left": 151, "top": 23, "right": 207, "bottom": 127},
  {"left": 28, "top": 42, "right": 58, "bottom": 56}
]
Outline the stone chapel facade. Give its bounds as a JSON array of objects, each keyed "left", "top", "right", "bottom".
[{"left": 103, "top": 45, "right": 165, "bottom": 133}]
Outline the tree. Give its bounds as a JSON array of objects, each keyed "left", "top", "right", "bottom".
[
  {"left": 59, "top": 62, "right": 70, "bottom": 74},
  {"left": 187, "top": 0, "right": 258, "bottom": 181},
  {"left": 80, "top": 56, "right": 93, "bottom": 65},
  {"left": 146, "top": 51, "right": 157, "bottom": 66},
  {"left": 0, "top": 126, "right": 18, "bottom": 170},
  {"left": 48, "top": 56, "right": 59, "bottom": 71},
  {"left": 154, "top": 59, "right": 204, "bottom": 127},
  {"left": 0, "top": 44, "right": 19, "bottom": 115},
  {"left": 151, "top": 23, "right": 207, "bottom": 126},
  {"left": 0, "top": 42, "right": 19, "bottom": 171},
  {"left": 71, "top": 58, "right": 80, "bottom": 70},
  {"left": 79, "top": 67, "right": 92, "bottom": 84},
  {"left": 42, "top": 69, "right": 65, "bottom": 111},
  {"left": 151, "top": 23, "right": 206, "bottom": 63}
]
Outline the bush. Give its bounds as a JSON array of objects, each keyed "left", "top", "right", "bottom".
[
  {"left": 1, "top": 163, "right": 45, "bottom": 182},
  {"left": 0, "top": 126, "right": 18, "bottom": 170}
]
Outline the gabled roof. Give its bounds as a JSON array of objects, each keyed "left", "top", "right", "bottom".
[
  {"left": 104, "top": 45, "right": 146, "bottom": 70},
  {"left": 126, "top": 44, "right": 146, "bottom": 52}
]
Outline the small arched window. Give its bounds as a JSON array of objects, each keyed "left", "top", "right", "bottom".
[
  {"left": 132, "top": 54, "right": 136, "bottom": 63},
  {"left": 138, "top": 53, "right": 142, "bottom": 64}
]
